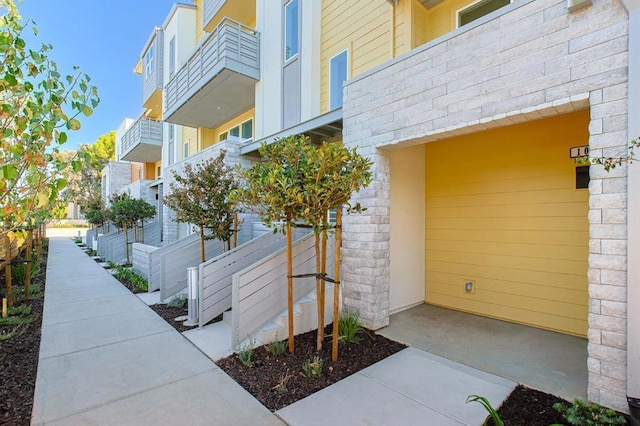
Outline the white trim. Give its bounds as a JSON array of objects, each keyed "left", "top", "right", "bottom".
[{"left": 329, "top": 49, "right": 349, "bottom": 111}]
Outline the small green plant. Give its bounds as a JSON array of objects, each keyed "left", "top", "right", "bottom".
[
  {"left": 338, "top": 309, "right": 364, "bottom": 344},
  {"left": 74, "top": 238, "right": 82, "bottom": 244},
  {"left": 272, "top": 370, "right": 293, "bottom": 394},
  {"left": 237, "top": 340, "right": 255, "bottom": 367},
  {"left": 0, "top": 322, "right": 29, "bottom": 341},
  {"left": 302, "top": 355, "right": 324, "bottom": 378},
  {"left": 266, "top": 338, "right": 287, "bottom": 357},
  {"left": 466, "top": 395, "right": 504, "bottom": 426},
  {"left": 0, "top": 315, "right": 36, "bottom": 327},
  {"left": 106, "top": 261, "right": 119, "bottom": 269},
  {"left": 113, "top": 267, "right": 148, "bottom": 293},
  {"left": 10, "top": 259, "right": 40, "bottom": 286},
  {"left": 553, "top": 399, "right": 627, "bottom": 425},
  {"left": 167, "top": 294, "right": 187, "bottom": 309},
  {"left": 8, "top": 305, "right": 31, "bottom": 316}
]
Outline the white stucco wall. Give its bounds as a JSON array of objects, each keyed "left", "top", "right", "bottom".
[
  {"left": 255, "top": 0, "right": 283, "bottom": 139},
  {"left": 389, "top": 145, "right": 425, "bottom": 313}
]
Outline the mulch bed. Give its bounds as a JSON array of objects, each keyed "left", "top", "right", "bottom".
[
  {"left": 148, "top": 304, "right": 192, "bottom": 333},
  {"left": 0, "top": 241, "right": 48, "bottom": 426},
  {"left": 216, "top": 325, "right": 407, "bottom": 411}
]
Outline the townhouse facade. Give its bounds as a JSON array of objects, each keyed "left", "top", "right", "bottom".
[{"left": 123, "top": 0, "right": 638, "bottom": 415}]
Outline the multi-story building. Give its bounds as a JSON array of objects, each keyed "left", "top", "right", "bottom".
[{"left": 132, "top": 0, "right": 638, "bottom": 415}]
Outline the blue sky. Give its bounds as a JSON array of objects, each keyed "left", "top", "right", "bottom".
[{"left": 17, "top": 0, "right": 183, "bottom": 150}]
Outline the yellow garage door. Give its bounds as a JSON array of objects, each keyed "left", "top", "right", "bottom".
[{"left": 425, "top": 110, "right": 589, "bottom": 336}]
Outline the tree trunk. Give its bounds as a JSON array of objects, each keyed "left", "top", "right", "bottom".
[
  {"left": 319, "top": 225, "right": 327, "bottom": 346},
  {"left": 124, "top": 224, "right": 130, "bottom": 265},
  {"left": 4, "top": 234, "right": 12, "bottom": 308},
  {"left": 286, "top": 214, "right": 294, "bottom": 353},
  {"left": 233, "top": 213, "right": 238, "bottom": 248},
  {"left": 200, "top": 227, "right": 205, "bottom": 263},
  {"left": 332, "top": 209, "right": 343, "bottom": 362},
  {"left": 315, "top": 232, "right": 322, "bottom": 351}
]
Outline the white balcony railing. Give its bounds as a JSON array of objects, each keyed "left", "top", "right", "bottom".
[{"left": 120, "top": 117, "right": 163, "bottom": 161}]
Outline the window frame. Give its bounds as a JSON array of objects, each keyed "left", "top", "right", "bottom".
[
  {"left": 241, "top": 118, "right": 253, "bottom": 141},
  {"left": 144, "top": 46, "right": 154, "bottom": 79},
  {"left": 284, "top": 0, "right": 299, "bottom": 62},
  {"left": 456, "top": 0, "right": 512, "bottom": 28},
  {"left": 168, "top": 36, "right": 176, "bottom": 79},
  {"left": 329, "top": 49, "right": 349, "bottom": 111}
]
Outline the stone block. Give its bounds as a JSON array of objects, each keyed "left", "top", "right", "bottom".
[
  {"left": 600, "top": 300, "right": 627, "bottom": 318},
  {"left": 588, "top": 313, "right": 625, "bottom": 333},
  {"left": 589, "top": 283, "right": 627, "bottom": 302},
  {"left": 601, "top": 331, "right": 626, "bottom": 349}
]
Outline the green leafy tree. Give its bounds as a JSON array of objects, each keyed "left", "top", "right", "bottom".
[
  {"left": 233, "top": 135, "right": 372, "bottom": 359},
  {"left": 109, "top": 193, "right": 155, "bottom": 264},
  {"left": 163, "top": 151, "right": 239, "bottom": 263},
  {"left": 592, "top": 136, "right": 639, "bottom": 171},
  {"left": 0, "top": 0, "right": 99, "bottom": 238}
]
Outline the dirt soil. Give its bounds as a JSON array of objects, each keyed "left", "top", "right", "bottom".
[
  {"left": 0, "top": 242, "right": 47, "bottom": 426},
  {"left": 216, "top": 325, "right": 407, "bottom": 411}
]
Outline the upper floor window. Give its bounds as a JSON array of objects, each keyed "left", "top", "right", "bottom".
[
  {"left": 144, "top": 46, "right": 154, "bottom": 79},
  {"left": 241, "top": 119, "right": 253, "bottom": 141},
  {"left": 167, "top": 124, "right": 175, "bottom": 165},
  {"left": 330, "top": 50, "right": 348, "bottom": 110},
  {"left": 284, "top": 0, "right": 299, "bottom": 61},
  {"left": 168, "top": 37, "right": 176, "bottom": 79},
  {"left": 229, "top": 125, "right": 240, "bottom": 138},
  {"left": 219, "top": 131, "right": 228, "bottom": 142},
  {"left": 458, "top": 0, "right": 510, "bottom": 27}
]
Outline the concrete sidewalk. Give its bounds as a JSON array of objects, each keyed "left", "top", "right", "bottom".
[
  {"left": 32, "top": 237, "right": 282, "bottom": 425},
  {"left": 33, "top": 237, "right": 516, "bottom": 426}
]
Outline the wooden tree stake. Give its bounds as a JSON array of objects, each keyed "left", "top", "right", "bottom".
[
  {"left": 1, "top": 298, "right": 6, "bottom": 318},
  {"left": 286, "top": 215, "right": 294, "bottom": 353},
  {"left": 200, "top": 227, "right": 206, "bottom": 263},
  {"left": 233, "top": 213, "right": 238, "bottom": 248},
  {"left": 25, "top": 229, "right": 32, "bottom": 303},
  {"left": 332, "top": 209, "right": 343, "bottom": 362},
  {"left": 5, "top": 234, "right": 12, "bottom": 308}
]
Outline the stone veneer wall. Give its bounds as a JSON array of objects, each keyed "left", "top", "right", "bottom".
[{"left": 342, "top": 0, "right": 630, "bottom": 411}]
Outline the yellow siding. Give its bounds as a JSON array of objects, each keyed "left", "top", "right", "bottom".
[
  {"left": 423, "top": 0, "right": 481, "bottom": 42},
  {"left": 411, "top": 0, "right": 429, "bottom": 48},
  {"left": 425, "top": 110, "right": 590, "bottom": 337},
  {"left": 154, "top": 160, "right": 162, "bottom": 179},
  {"left": 145, "top": 163, "right": 156, "bottom": 180},
  {"left": 182, "top": 126, "right": 198, "bottom": 157},
  {"left": 320, "top": 0, "right": 394, "bottom": 113},
  {"left": 131, "top": 163, "right": 143, "bottom": 183},
  {"left": 195, "top": 0, "right": 205, "bottom": 43},
  {"left": 200, "top": 108, "right": 255, "bottom": 149}
]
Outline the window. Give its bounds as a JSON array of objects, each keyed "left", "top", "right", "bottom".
[
  {"left": 184, "top": 141, "right": 189, "bottom": 159},
  {"left": 458, "top": 0, "right": 510, "bottom": 27},
  {"left": 168, "top": 124, "right": 175, "bottom": 165},
  {"left": 284, "top": 0, "right": 299, "bottom": 61},
  {"left": 168, "top": 37, "right": 176, "bottom": 79},
  {"left": 157, "top": 165, "right": 161, "bottom": 179},
  {"left": 330, "top": 50, "right": 348, "bottom": 110},
  {"left": 229, "top": 126, "right": 240, "bottom": 138},
  {"left": 219, "top": 131, "right": 228, "bottom": 142},
  {"left": 241, "top": 119, "right": 253, "bottom": 141},
  {"left": 144, "top": 46, "right": 154, "bottom": 79}
]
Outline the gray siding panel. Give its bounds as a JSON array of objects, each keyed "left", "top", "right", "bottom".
[{"left": 282, "top": 59, "right": 300, "bottom": 128}]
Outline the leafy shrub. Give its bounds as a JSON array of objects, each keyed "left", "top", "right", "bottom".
[
  {"left": 266, "top": 338, "right": 287, "bottom": 357},
  {"left": 8, "top": 305, "right": 31, "bottom": 316},
  {"left": 553, "top": 399, "right": 627, "bottom": 425},
  {"left": 167, "top": 294, "right": 187, "bottom": 309},
  {"left": 302, "top": 355, "right": 324, "bottom": 378},
  {"left": 10, "top": 258, "right": 40, "bottom": 286},
  {"left": 339, "top": 309, "right": 364, "bottom": 344},
  {"left": 466, "top": 395, "right": 504, "bottom": 426},
  {"left": 238, "top": 341, "right": 255, "bottom": 367},
  {"left": 113, "top": 267, "right": 148, "bottom": 293}
]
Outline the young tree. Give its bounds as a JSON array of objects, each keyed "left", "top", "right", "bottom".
[
  {"left": 592, "top": 136, "right": 639, "bottom": 171},
  {"left": 234, "top": 135, "right": 372, "bottom": 358},
  {"left": 109, "top": 194, "right": 155, "bottom": 264},
  {"left": 0, "top": 1, "right": 100, "bottom": 238},
  {"left": 163, "top": 151, "right": 239, "bottom": 263}
]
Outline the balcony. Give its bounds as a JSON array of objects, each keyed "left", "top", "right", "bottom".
[
  {"left": 120, "top": 117, "right": 163, "bottom": 163},
  {"left": 163, "top": 17, "right": 259, "bottom": 129}
]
